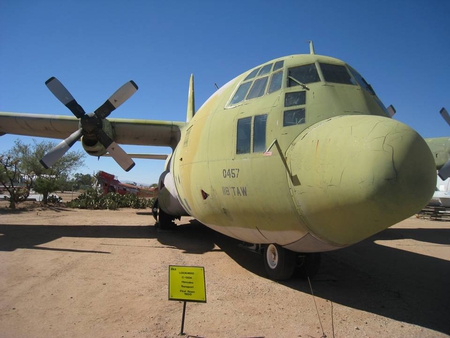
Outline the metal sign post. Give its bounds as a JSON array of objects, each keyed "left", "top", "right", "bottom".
[{"left": 168, "top": 265, "right": 207, "bottom": 335}]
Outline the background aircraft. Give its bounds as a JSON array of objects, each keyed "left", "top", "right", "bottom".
[{"left": 0, "top": 43, "right": 445, "bottom": 279}]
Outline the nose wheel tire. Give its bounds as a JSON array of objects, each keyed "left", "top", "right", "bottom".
[{"left": 264, "top": 244, "right": 296, "bottom": 280}]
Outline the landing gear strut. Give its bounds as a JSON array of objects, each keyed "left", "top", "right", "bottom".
[{"left": 152, "top": 199, "right": 177, "bottom": 231}]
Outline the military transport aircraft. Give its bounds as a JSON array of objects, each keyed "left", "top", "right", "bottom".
[{"left": 1, "top": 43, "right": 448, "bottom": 280}]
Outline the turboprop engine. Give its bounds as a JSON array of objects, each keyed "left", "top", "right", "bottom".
[{"left": 40, "top": 77, "right": 138, "bottom": 172}]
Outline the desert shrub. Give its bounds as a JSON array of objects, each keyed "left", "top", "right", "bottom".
[{"left": 66, "top": 188, "right": 154, "bottom": 210}]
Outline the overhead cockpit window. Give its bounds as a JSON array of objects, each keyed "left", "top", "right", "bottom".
[
  {"left": 288, "top": 64, "right": 320, "bottom": 87},
  {"left": 320, "top": 63, "right": 355, "bottom": 85},
  {"left": 244, "top": 67, "right": 261, "bottom": 81},
  {"left": 229, "top": 82, "right": 252, "bottom": 105},
  {"left": 228, "top": 61, "right": 285, "bottom": 107},
  {"left": 258, "top": 64, "right": 273, "bottom": 76},
  {"left": 283, "top": 108, "right": 305, "bottom": 126},
  {"left": 268, "top": 71, "right": 283, "bottom": 94},
  {"left": 273, "top": 60, "right": 284, "bottom": 71},
  {"left": 246, "top": 77, "right": 269, "bottom": 100}
]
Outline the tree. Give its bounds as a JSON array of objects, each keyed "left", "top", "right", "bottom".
[
  {"left": 0, "top": 153, "right": 31, "bottom": 209},
  {"left": 0, "top": 139, "right": 85, "bottom": 206},
  {"left": 72, "top": 173, "right": 95, "bottom": 189}
]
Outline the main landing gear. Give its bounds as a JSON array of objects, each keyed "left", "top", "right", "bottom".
[
  {"left": 152, "top": 199, "right": 178, "bottom": 231},
  {"left": 263, "top": 244, "right": 321, "bottom": 280}
]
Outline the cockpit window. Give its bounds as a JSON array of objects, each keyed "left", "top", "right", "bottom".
[
  {"left": 285, "top": 91, "right": 306, "bottom": 107},
  {"left": 237, "top": 117, "right": 252, "bottom": 154},
  {"left": 229, "top": 82, "right": 252, "bottom": 105},
  {"left": 284, "top": 109, "right": 305, "bottom": 126},
  {"left": 246, "top": 77, "right": 269, "bottom": 100},
  {"left": 228, "top": 61, "right": 285, "bottom": 107},
  {"left": 320, "top": 63, "right": 355, "bottom": 85},
  {"left": 288, "top": 64, "right": 320, "bottom": 87},
  {"left": 268, "top": 71, "right": 283, "bottom": 94},
  {"left": 244, "top": 67, "right": 261, "bottom": 81},
  {"left": 347, "top": 66, "right": 376, "bottom": 95},
  {"left": 258, "top": 64, "right": 273, "bottom": 76},
  {"left": 273, "top": 60, "right": 284, "bottom": 71}
]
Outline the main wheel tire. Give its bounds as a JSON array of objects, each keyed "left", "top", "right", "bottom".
[
  {"left": 263, "top": 244, "right": 296, "bottom": 280},
  {"left": 158, "top": 208, "right": 177, "bottom": 231},
  {"left": 151, "top": 199, "right": 159, "bottom": 221}
]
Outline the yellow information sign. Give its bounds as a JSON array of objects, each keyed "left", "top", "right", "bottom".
[{"left": 168, "top": 265, "right": 206, "bottom": 303}]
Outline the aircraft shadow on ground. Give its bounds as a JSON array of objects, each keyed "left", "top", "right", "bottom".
[
  {"left": 1, "top": 219, "right": 449, "bottom": 334},
  {"left": 169, "top": 221, "right": 450, "bottom": 335},
  {"left": 0, "top": 223, "right": 158, "bottom": 253}
]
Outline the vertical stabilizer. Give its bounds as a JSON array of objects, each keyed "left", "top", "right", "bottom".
[{"left": 186, "top": 74, "right": 195, "bottom": 122}]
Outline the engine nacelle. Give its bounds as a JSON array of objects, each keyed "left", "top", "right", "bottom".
[
  {"left": 157, "top": 170, "right": 189, "bottom": 218},
  {"left": 81, "top": 118, "right": 114, "bottom": 156}
]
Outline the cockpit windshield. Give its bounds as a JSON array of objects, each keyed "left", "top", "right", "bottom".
[
  {"left": 287, "top": 64, "right": 320, "bottom": 87},
  {"left": 320, "top": 63, "right": 355, "bottom": 85}
]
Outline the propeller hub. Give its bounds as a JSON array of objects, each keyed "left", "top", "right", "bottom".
[{"left": 80, "top": 113, "right": 101, "bottom": 135}]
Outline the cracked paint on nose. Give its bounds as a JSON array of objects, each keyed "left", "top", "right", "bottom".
[{"left": 287, "top": 115, "right": 436, "bottom": 247}]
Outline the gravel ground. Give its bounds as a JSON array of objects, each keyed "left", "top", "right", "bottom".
[{"left": 0, "top": 200, "right": 449, "bottom": 338}]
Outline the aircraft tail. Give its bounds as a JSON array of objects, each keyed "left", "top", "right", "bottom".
[{"left": 186, "top": 74, "right": 195, "bottom": 122}]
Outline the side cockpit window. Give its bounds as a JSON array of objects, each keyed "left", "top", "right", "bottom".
[
  {"left": 236, "top": 114, "right": 268, "bottom": 154},
  {"left": 237, "top": 117, "right": 252, "bottom": 154},
  {"left": 347, "top": 66, "right": 376, "bottom": 95},
  {"left": 228, "top": 61, "right": 284, "bottom": 107}
]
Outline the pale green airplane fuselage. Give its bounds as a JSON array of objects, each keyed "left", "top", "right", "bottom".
[
  {"left": 157, "top": 52, "right": 437, "bottom": 253},
  {"left": 0, "top": 49, "right": 445, "bottom": 265}
]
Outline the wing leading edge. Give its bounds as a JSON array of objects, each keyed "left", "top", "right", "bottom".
[{"left": 0, "top": 112, "right": 185, "bottom": 149}]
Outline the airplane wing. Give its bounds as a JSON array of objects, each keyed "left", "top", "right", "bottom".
[
  {"left": 0, "top": 112, "right": 185, "bottom": 149},
  {"left": 103, "top": 153, "right": 168, "bottom": 160}
]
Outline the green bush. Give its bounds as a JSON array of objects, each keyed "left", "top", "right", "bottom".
[{"left": 65, "top": 188, "right": 154, "bottom": 210}]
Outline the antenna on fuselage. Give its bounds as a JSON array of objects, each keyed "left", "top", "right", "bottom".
[
  {"left": 308, "top": 40, "right": 315, "bottom": 55},
  {"left": 186, "top": 74, "right": 195, "bottom": 122}
]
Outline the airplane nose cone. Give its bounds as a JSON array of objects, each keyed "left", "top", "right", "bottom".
[{"left": 287, "top": 115, "right": 436, "bottom": 247}]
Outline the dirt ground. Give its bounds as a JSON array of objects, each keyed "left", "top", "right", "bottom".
[{"left": 0, "top": 195, "right": 449, "bottom": 338}]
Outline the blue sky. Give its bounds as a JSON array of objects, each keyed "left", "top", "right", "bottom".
[{"left": 1, "top": 0, "right": 449, "bottom": 185}]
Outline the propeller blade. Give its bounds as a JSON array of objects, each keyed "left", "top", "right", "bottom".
[
  {"left": 40, "top": 129, "right": 83, "bottom": 169},
  {"left": 438, "top": 160, "right": 450, "bottom": 180},
  {"left": 440, "top": 107, "right": 450, "bottom": 126},
  {"left": 96, "top": 129, "right": 135, "bottom": 171},
  {"left": 94, "top": 80, "right": 138, "bottom": 119},
  {"left": 45, "top": 77, "right": 86, "bottom": 118},
  {"left": 106, "top": 142, "right": 136, "bottom": 172}
]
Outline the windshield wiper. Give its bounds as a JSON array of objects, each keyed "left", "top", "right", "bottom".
[{"left": 288, "top": 76, "right": 310, "bottom": 90}]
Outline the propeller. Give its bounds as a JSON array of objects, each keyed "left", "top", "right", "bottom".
[
  {"left": 440, "top": 107, "right": 450, "bottom": 126},
  {"left": 438, "top": 107, "right": 450, "bottom": 180},
  {"left": 41, "top": 77, "right": 138, "bottom": 172}
]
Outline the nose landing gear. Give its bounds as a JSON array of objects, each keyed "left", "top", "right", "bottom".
[{"left": 263, "top": 243, "right": 321, "bottom": 280}]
